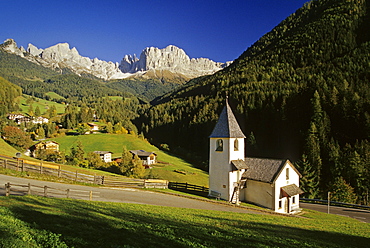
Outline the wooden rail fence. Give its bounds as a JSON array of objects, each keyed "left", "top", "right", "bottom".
[
  {"left": 0, "top": 154, "right": 168, "bottom": 188},
  {"left": 4, "top": 182, "right": 99, "bottom": 200},
  {"left": 168, "top": 182, "right": 209, "bottom": 197}
]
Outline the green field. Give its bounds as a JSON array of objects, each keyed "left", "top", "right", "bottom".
[
  {"left": 47, "top": 133, "right": 209, "bottom": 186},
  {"left": 0, "top": 196, "right": 368, "bottom": 248},
  {"left": 16, "top": 94, "right": 66, "bottom": 115}
]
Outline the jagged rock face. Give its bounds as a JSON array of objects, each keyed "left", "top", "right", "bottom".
[
  {"left": 26, "top": 43, "right": 128, "bottom": 80},
  {"left": 2, "top": 39, "right": 231, "bottom": 80},
  {"left": 120, "top": 45, "right": 228, "bottom": 77},
  {"left": 2, "top": 39, "right": 25, "bottom": 57}
]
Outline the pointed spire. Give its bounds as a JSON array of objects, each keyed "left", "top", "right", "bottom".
[{"left": 210, "top": 99, "right": 246, "bottom": 138}]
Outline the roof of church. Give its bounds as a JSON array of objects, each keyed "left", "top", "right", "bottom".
[
  {"left": 281, "top": 184, "right": 304, "bottom": 196},
  {"left": 241, "top": 157, "right": 287, "bottom": 183},
  {"left": 231, "top": 160, "right": 249, "bottom": 170},
  {"left": 209, "top": 100, "right": 246, "bottom": 138}
]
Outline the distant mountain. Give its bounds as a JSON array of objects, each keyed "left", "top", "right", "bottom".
[
  {"left": 120, "top": 45, "right": 229, "bottom": 78},
  {"left": 2, "top": 39, "right": 229, "bottom": 80}
]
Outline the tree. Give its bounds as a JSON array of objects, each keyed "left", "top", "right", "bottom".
[
  {"left": 119, "top": 146, "right": 134, "bottom": 176},
  {"left": 2, "top": 126, "right": 32, "bottom": 150},
  {"left": 87, "top": 152, "right": 104, "bottom": 169},
  {"left": 36, "top": 126, "right": 45, "bottom": 139},
  {"left": 329, "top": 177, "right": 357, "bottom": 204},
  {"left": 34, "top": 106, "right": 41, "bottom": 117},
  {"left": 296, "top": 154, "right": 319, "bottom": 198},
  {"left": 131, "top": 154, "right": 145, "bottom": 178}
]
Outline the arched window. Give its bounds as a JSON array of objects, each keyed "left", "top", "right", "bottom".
[
  {"left": 216, "top": 139, "right": 223, "bottom": 151},
  {"left": 234, "top": 139, "right": 239, "bottom": 151}
]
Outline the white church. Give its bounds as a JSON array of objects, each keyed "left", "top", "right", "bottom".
[{"left": 209, "top": 100, "right": 303, "bottom": 214}]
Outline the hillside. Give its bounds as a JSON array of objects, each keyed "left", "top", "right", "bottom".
[
  {"left": 46, "top": 133, "right": 208, "bottom": 186},
  {"left": 1, "top": 196, "right": 369, "bottom": 248},
  {"left": 140, "top": 0, "right": 370, "bottom": 202}
]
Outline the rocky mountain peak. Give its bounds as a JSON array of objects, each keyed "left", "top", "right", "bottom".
[{"left": 120, "top": 45, "right": 228, "bottom": 77}]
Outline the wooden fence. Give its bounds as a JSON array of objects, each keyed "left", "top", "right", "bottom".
[
  {"left": 4, "top": 182, "right": 99, "bottom": 200},
  {"left": 168, "top": 182, "right": 209, "bottom": 197},
  {"left": 0, "top": 154, "right": 168, "bottom": 188}
]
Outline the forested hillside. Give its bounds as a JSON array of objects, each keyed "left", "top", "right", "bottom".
[
  {"left": 0, "top": 76, "right": 22, "bottom": 116},
  {"left": 140, "top": 0, "right": 370, "bottom": 203}
]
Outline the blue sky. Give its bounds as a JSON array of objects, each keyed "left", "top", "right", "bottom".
[{"left": 1, "top": 0, "right": 308, "bottom": 63}]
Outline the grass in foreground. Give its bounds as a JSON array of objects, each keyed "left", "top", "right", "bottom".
[{"left": 0, "top": 196, "right": 368, "bottom": 248}]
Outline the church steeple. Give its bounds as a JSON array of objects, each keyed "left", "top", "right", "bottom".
[
  {"left": 210, "top": 100, "right": 245, "bottom": 138},
  {"left": 209, "top": 99, "right": 246, "bottom": 201}
]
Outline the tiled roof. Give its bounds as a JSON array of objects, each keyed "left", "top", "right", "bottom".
[
  {"left": 130, "top": 150, "right": 156, "bottom": 157},
  {"left": 231, "top": 160, "right": 249, "bottom": 170},
  {"left": 281, "top": 184, "right": 304, "bottom": 196},
  {"left": 209, "top": 100, "right": 246, "bottom": 138},
  {"left": 93, "top": 151, "right": 112, "bottom": 155},
  {"left": 242, "top": 157, "right": 286, "bottom": 183}
]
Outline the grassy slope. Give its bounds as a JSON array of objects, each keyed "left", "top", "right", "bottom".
[
  {"left": 16, "top": 94, "right": 66, "bottom": 115},
  {"left": 0, "top": 196, "right": 368, "bottom": 248},
  {"left": 47, "top": 133, "right": 209, "bottom": 186}
]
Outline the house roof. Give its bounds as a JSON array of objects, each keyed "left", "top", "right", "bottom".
[
  {"left": 130, "top": 150, "right": 156, "bottom": 157},
  {"left": 93, "top": 151, "right": 112, "bottom": 155},
  {"left": 231, "top": 160, "right": 249, "bottom": 170},
  {"left": 281, "top": 184, "right": 304, "bottom": 197},
  {"left": 210, "top": 100, "right": 246, "bottom": 138},
  {"left": 241, "top": 157, "right": 287, "bottom": 183}
]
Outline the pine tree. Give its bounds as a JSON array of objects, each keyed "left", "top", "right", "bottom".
[
  {"left": 296, "top": 154, "right": 319, "bottom": 198},
  {"left": 132, "top": 154, "right": 145, "bottom": 178}
]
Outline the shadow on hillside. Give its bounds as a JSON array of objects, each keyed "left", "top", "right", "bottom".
[{"left": 5, "top": 196, "right": 369, "bottom": 248}]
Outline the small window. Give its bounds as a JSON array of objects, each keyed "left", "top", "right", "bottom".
[
  {"left": 286, "top": 168, "right": 289, "bottom": 180},
  {"left": 234, "top": 139, "right": 239, "bottom": 151},
  {"left": 292, "top": 196, "right": 296, "bottom": 204},
  {"left": 216, "top": 139, "right": 223, "bottom": 151},
  {"left": 278, "top": 200, "right": 282, "bottom": 209}
]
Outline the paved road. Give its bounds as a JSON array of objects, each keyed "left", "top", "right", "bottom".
[
  {"left": 300, "top": 202, "right": 370, "bottom": 223},
  {"left": 0, "top": 174, "right": 261, "bottom": 215},
  {"left": 1, "top": 174, "right": 369, "bottom": 223}
]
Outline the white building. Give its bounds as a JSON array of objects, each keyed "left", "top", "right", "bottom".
[
  {"left": 209, "top": 100, "right": 303, "bottom": 214},
  {"left": 93, "top": 151, "right": 112, "bottom": 163}
]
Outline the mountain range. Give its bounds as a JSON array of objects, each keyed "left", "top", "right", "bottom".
[{"left": 2, "top": 39, "right": 228, "bottom": 80}]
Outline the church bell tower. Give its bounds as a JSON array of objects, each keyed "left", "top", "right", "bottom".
[{"left": 209, "top": 100, "right": 247, "bottom": 201}]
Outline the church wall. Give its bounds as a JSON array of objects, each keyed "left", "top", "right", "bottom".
[
  {"left": 209, "top": 138, "right": 231, "bottom": 200},
  {"left": 244, "top": 180, "right": 273, "bottom": 209},
  {"left": 273, "top": 161, "right": 301, "bottom": 213}
]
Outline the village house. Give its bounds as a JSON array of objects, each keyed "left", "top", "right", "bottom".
[
  {"left": 209, "top": 100, "right": 303, "bottom": 214},
  {"left": 129, "top": 150, "right": 157, "bottom": 167},
  {"left": 30, "top": 141, "right": 59, "bottom": 157},
  {"left": 87, "top": 122, "right": 99, "bottom": 132},
  {"left": 7, "top": 114, "right": 49, "bottom": 125},
  {"left": 93, "top": 151, "right": 112, "bottom": 163}
]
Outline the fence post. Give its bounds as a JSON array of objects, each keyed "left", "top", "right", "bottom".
[
  {"left": 40, "top": 162, "right": 43, "bottom": 174},
  {"left": 58, "top": 165, "right": 61, "bottom": 177},
  {"left": 4, "top": 159, "right": 7, "bottom": 169},
  {"left": 185, "top": 182, "right": 188, "bottom": 190},
  {"left": 21, "top": 160, "right": 24, "bottom": 172},
  {"left": 66, "top": 189, "right": 70, "bottom": 198},
  {"left": 44, "top": 185, "right": 48, "bottom": 197},
  {"left": 89, "top": 191, "right": 93, "bottom": 201},
  {"left": 5, "top": 183, "right": 10, "bottom": 196},
  {"left": 28, "top": 183, "right": 31, "bottom": 195},
  {"left": 75, "top": 171, "right": 78, "bottom": 181},
  {"left": 17, "top": 158, "right": 20, "bottom": 171},
  {"left": 327, "top": 192, "right": 331, "bottom": 214}
]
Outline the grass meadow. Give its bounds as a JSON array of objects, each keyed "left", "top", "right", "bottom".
[
  {"left": 48, "top": 133, "right": 209, "bottom": 186},
  {"left": 0, "top": 196, "right": 369, "bottom": 248}
]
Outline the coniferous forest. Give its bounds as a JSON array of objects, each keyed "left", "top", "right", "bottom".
[
  {"left": 139, "top": 0, "right": 370, "bottom": 203},
  {"left": 0, "top": 0, "right": 369, "bottom": 204}
]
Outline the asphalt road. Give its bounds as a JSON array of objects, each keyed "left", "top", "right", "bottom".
[
  {"left": 0, "top": 174, "right": 261, "bottom": 215},
  {"left": 300, "top": 202, "right": 370, "bottom": 223},
  {"left": 1, "top": 174, "right": 369, "bottom": 223}
]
